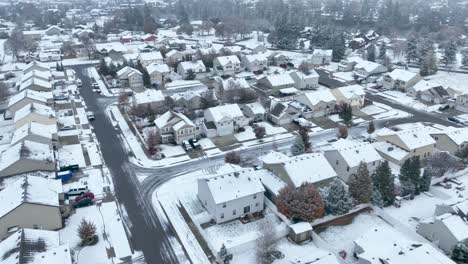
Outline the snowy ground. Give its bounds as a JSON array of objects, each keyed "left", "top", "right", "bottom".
[
  {"left": 425, "top": 71, "right": 468, "bottom": 94},
  {"left": 378, "top": 90, "right": 442, "bottom": 113},
  {"left": 361, "top": 102, "right": 411, "bottom": 120}
]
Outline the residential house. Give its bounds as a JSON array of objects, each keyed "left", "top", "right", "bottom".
[
  {"left": 95, "top": 42, "right": 128, "bottom": 55},
  {"left": 23, "top": 61, "right": 50, "bottom": 74},
  {"left": 165, "top": 50, "right": 185, "bottom": 65},
  {"left": 353, "top": 61, "right": 388, "bottom": 80},
  {"left": 374, "top": 125, "right": 436, "bottom": 165},
  {"left": 268, "top": 99, "right": 299, "bottom": 125},
  {"left": 331, "top": 84, "right": 366, "bottom": 109},
  {"left": 45, "top": 25, "right": 63, "bottom": 36},
  {"left": 241, "top": 53, "right": 268, "bottom": 72},
  {"left": 215, "top": 77, "right": 250, "bottom": 100},
  {"left": 213, "top": 55, "right": 241, "bottom": 76},
  {"left": 164, "top": 80, "right": 208, "bottom": 95},
  {"left": 310, "top": 49, "right": 332, "bottom": 65},
  {"left": 0, "top": 229, "right": 72, "bottom": 263},
  {"left": 177, "top": 60, "right": 206, "bottom": 79},
  {"left": 456, "top": 93, "right": 468, "bottom": 112},
  {"left": 355, "top": 226, "right": 455, "bottom": 264},
  {"left": 117, "top": 66, "right": 144, "bottom": 91},
  {"left": 155, "top": 111, "right": 198, "bottom": 144},
  {"left": 289, "top": 70, "right": 319, "bottom": 90},
  {"left": 271, "top": 52, "right": 290, "bottom": 66},
  {"left": 137, "top": 51, "right": 163, "bottom": 67},
  {"left": 8, "top": 89, "right": 52, "bottom": 113},
  {"left": 0, "top": 176, "right": 63, "bottom": 238},
  {"left": 147, "top": 63, "right": 171, "bottom": 86},
  {"left": 382, "top": 69, "right": 421, "bottom": 91},
  {"left": 294, "top": 90, "right": 337, "bottom": 118},
  {"left": 263, "top": 153, "right": 337, "bottom": 188},
  {"left": 323, "top": 139, "right": 383, "bottom": 182},
  {"left": 337, "top": 57, "right": 363, "bottom": 72},
  {"left": 21, "top": 69, "right": 52, "bottom": 83},
  {"left": 19, "top": 78, "right": 52, "bottom": 92},
  {"left": 257, "top": 73, "right": 295, "bottom": 95},
  {"left": 11, "top": 122, "right": 57, "bottom": 148},
  {"left": 420, "top": 86, "right": 450, "bottom": 104},
  {"left": 203, "top": 104, "right": 248, "bottom": 137},
  {"left": 252, "top": 44, "right": 268, "bottom": 53},
  {"left": 197, "top": 168, "right": 265, "bottom": 223},
  {"left": 430, "top": 127, "right": 468, "bottom": 155},
  {"left": 241, "top": 102, "right": 266, "bottom": 122},
  {"left": 418, "top": 199, "right": 468, "bottom": 254},
  {"left": 170, "top": 88, "right": 212, "bottom": 110},
  {"left": 132, "top": 89, "right": 165, "bottom": 111},
  {"left": 14, "top": 103, "right": 56, "bottom": 128}
]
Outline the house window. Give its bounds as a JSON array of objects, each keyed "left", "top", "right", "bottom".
[
  {"left": 336, "top": 160, "right": 339, "bottom": 165},
  {"left": 204, "top": 200, "right": 207, "bottom": 206},
  {"left": 220, "top": 213, "right": 224, "bottom": 219},
  {"left": 372, "top": 161, "right": 375, "bottom": 166},
  {"left": 434, "top": 136, "right": 438, "bottom": 140},
  {"left": 223, "top": 203, "right": 226, "bottom": 208},
  {"left": 253, "top": 194, "right": 257, "bottom": 199},
  {"left": 243, "top": 206, "right": 250, "bottom": 214},
  {"left": 346, "top": 166, "right": 350, "bottom": 172},
  {"left": 255, "top": 203, "right": 259, "bottom": 207},
  {"left": 233, "top": 209, "right": 236, "bottom": 215}
]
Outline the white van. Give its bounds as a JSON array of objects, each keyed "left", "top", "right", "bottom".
[{"left": 67, "top": 186, "right": 89, "bottom": 196}]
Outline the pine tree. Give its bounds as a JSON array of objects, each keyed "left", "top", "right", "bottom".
[
  {"left": 298, "top": 128, "right": 311, "bottom": 152},
  {"left": 379, "top": 42, "right": 387, "bottom": 60},
  {"left": 419, "top": 169, "right": 432, "bottom": 192},
  {"left": 332, "top": 34, "right": 346, "bottom": 62},
  {"left": 367, "top": 121, "right": 375, "bottom": 134},
  {"left": 452, "top": 242, "right": 468, "bottom": 263},
  {"left": 373, "top": 161, "right": 395, "bottom": 207},
  {"left": 405, "top": 37, "right": 418, "bottom": 64},
  {"left": 77, "top": 218, "right": 98, "bottom": 246},
  {"left": 367, "top": 43, "right": 376, "bottom": 62},
  {"left": 323, "top": 178, "right": 352, "bottom": 215},
  {"left": 371, "top": 186, "right": 385, "bottom": 208},
  {"left": 339, "top": 103, "right": 353, "bottom": 125},
  {"left": 291, "top": 136, "right": 305, "bottom": 156},
  {"left": 349, "top": 162, "right": 373, "bottom": 204},
  {"left": 99, "top": 58, "right": 109, "bottom": 76},
  {"left": 442, "top": 41, "right": 457, "bottom": 66},
  {"left": 399, "top": 157, "right": 421, "bottom": 195},
  {"left": 420, "top": 49, "right": 438, "bottom": 76},
  {"left": 400, "top": 180, "right": 415, "bottom": 199}
]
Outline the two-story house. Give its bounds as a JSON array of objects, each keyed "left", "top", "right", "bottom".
[
  {"left": 331, "top": 84, "right": 366, "bottom": 109},
  {"left": 146, "top": 63, "right": 171, "bottom": 86},
  {"left": 213, "top": 55, "right": 241, "bottom": 76},
  {"left": 154, "top": 111, "right": 198, "bottom": 144},
  {"left": 117, "top": 66, "right": 144, "bottom": 91},
  {"left": 241, "top": 53, "right": 268, "bottom": 72},
  {"left": 203, "top": 104, "right": 248, "bottom": 137},
  {"left": 382, "top": 69, "right": 421, "bottom": 91}
]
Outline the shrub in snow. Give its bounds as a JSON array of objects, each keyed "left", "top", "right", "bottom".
[
  {"left": 255, "top": 219, "right": 279, "bottom": 264},
  {"left": 349, "top": 162, "right": 373, "bottom": 204},
  {"left": 225, "top": 151, "right": 241, "bottom": 164},
  {"left": 419, "top": 169, "right": 432, "bottom": 193},
  {"left": 371, "top": 186, "right": 385, "bottom": 208},
  {"left": 290, "top": 136, "right": 305, "bottom": 156},
  {"left": 337, "top": 126, "right": 348, "bottom": 139},
  {"left": 77, "top": 218, "right": 98, "bottom": 246},
  {"left": 254, "top": 126, "right": 266, "bottom": 140},
  {"left": 322, "top": 178, "right": 352, "bottom": 215},
  {"left": 276, "top": 183, "right": 324, "bottom": 222},
  {"left": 367, "top": 121, "right": 375, "bottom": 135},
  {"left": 427, "top": 152, "right": 462, "bottom": 177},
  {"left": 452, "top": 242, "right": 468, "bottom": 263},
  {"left": 400, "top": 180, "right": 415, "bottom": 199},
  {"left": 372, "top": 161, "right": 395, "bottom": 207}
]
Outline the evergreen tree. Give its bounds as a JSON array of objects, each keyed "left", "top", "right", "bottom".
[
  {"left": 56, "top": 62, "right": 60, "bottom": 71},
  {"left": 420, "top": 49, "right": 438, "bottom": 76},
  {"left": 462, "top": 51, "right": 468, "bottom": 67},
  {"left": 99, "top": 58, "right": 109, "bottom": 76},
  {"left": 298, "top": 128, "right": 311, "bottom": 152},
  {"left": 332, "top": 34, "right": 346, "bottom": 62},
  {"left": 371, "top": 186, "right": 385, "bottom": 208},
  {"left": 349, "top": 162, "right": 373, "bottom": 204},
  {"left": 339, "top": 103, "right": 353, "bottom": 124},
  {"left": 400, "top": 180, "right": 415, "bottom": 199},
  {"left": 268, "top": 15, "right": 300, "bottom": 50},
  {"left": 379, "top": 42, "right": 387, "bottom": 60},
  {"left": 367, "top": 121, "right": 375, "bottom": 134},
  {"left": 291, "top": 136, "right": 305, "bottom": 156},
  {"left": 441, "top": 41, "right": 457, "bottom": 66},
  {"left": 420, "top": 169, "right": 432, "bottom": 192},
  {"left": 367, "top": 43, "right": 376, "bottom": 62},
  {"left": 405, "top": 37, "right": 418, "bottom": 64},
  {"left": 323, "top": 178, "right": 352, "bottom": 215},
  {"left": 399, "top": 157, "right": 422, "bottom": 195},
  {"left": 373, "top": 161, "right": 395, "bottom": 207},
  {"left": 452, "top": 242, "right": 468, "bottom": 263}
]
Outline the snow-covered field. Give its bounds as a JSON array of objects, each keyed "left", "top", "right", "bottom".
[{"left": 379, "top": 90, "right": 442, "bottom": 112}]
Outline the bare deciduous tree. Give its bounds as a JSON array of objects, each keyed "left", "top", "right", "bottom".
[{"left": 256, "top": 218, "right": 278, "bottom": 264}]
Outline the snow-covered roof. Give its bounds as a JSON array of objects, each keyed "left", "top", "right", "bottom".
[
  {"left": 154, "top": 111, "right": 195, "bottom": 130},
  {"left": 23, "top": 61, "right": 50, "bottom": 73},
  {"left": 200, "top": 168, "right": 265, "bottom": 204},
  {"left": 170, "top": 88, "right": 208, "bottom": 101},
  {"left": 289, "top": 222, "right": 312, "bottom": 234},
  {"left": 355, "top": 60, "right": 384, "bottom": 73},
  {"left": 289, "top": 69, "right": 319, "bottom": 80},
  {"left": 388, "top": 69, "right": 419, "bottom": 82},
  {"left": 259, "top": 151, "right": 290, "bottom": 164},
  {"left": 178, "top": 60, "right": 206, "bottom": 72},
  {"left": 11, "top": 122, "right": 56, "bottom": 146},
  {"left": 138, "top": 51, "right": 162, "bottom": 61},
  {"left": 244, "top": 53, "right": 268, "bottom": 63},
  {"left": 133, "top": 89, "right": 164, "bottom": 105},
  {"left": 0, "top": 229, "right": 71, "bottom": 264},
  {"left": 337, "top": 84, "right": 365, "bottom": 98},
  {"left": 376, "top": 126, "right": 436, "bottom": 151},
  {"left": 8, "top": 90, "right": 52, "bottom": 108},
  {"left": 312, "top": 49, "right": 332, "bottom": 56},
  {"left": 21, "top": 69, "right": 52, "bottom": 82},
  {"left": 222, "top": 77, "right": 250, "bottom": 90},
  {"left": 282, "top": 153, "right": 337, "bottom": 187},
  {"left": 0, "top": 175, "right": 62, "bottom": 218},
  {"left": 215, "top": 55, "right": 240, "bottom": 67},
  {"left": 372, "top": 141, "right": 409, "bottom": 162},
  {"left": 19, "top": 78, "right": 52, "bottom": 91},
  {"left": 165, "top": 50, "right": 181, "bottom": 57},
  {"left": 0, "top": 140, "right": 55, "bottom": 174},
  {"left": 14, "top": 103, "right": 55, "bottom": 123},
  {"left": 299, "top": 90, "right": 336, "bottom": 106},
  {"left": 355, "top": 226, "right": 455, "bottom": 264},
  {"left": 262, "top": 73, "right": 295, "bottom": 87},
  {"left": 243, "top": 102, "right": 265, "bottom": 115},
  {"left": 437, "top": 213, "right": 468, "bottom": 242},
  {"left": 431, "top": 127, "right": 468, "bottom": 145},
  {"left": 146, "top": 63, "right": 170, "bottom": 74},
  {"left": 411, "top": 80, "right": 440, "bottom": 92},
  {"left": 96, "top": 42, "right": 128, "bottom": 53},
  {"left": 165, "top": 80, "right": 206, "bottom": 91},
  {"left": 117, "top": 66, "right": 142, "bottom": 78},
  {"left": 323, "top": 139, "right": 382, "bottom": 167},
  {"left": 205, "top": 104, "right": 244, "bottom": 123},
  {"left": 257, "top": 169, "right": 286, "bottom": 196}
]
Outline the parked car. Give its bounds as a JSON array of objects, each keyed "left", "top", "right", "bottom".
[
  {"left": 182, "top": 140, "right": 192, "bottom": 151},
  {"left": 439, "top": 105, "right": 450, "bottom": 111},
  {"left": 92, "top": 87, "right": 101, "bottom": 94},
  {"left": 59, "top": 125, "right": 75, "bottom": 131},
  {"left": 56, "top": 170, "right": 73, "bottom": 182},
  {"left": 92, "top": 82, "right": 99, "bottom": 88},
  {"left": 189, "top": 138, "right": 201, "bottom": 149},
  {"left": 74, "top": 192, "right": 95, "bottom": 201},
  {"left": 73, "top": 197, "right": 93, "bottom": 208},
  {"left": 54, "top": 94, "right": 69, "bottom": 101},
  {"left": 86, "top": 111, "right": 95, "bottom": 121},
  {"left": 66, "top": 186, "right": 89, "bottom": 197},
  {"left": 448, "top": 117, "right": 460, "bottom": 124}
]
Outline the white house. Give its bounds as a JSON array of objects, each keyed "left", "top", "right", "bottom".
[
  {"left": 268, "top": 99, "right": 299, "bottom": 125},
  {"left": 241, "top": 53, "right": 268, "bottom": 72},
  {"left": 213, "top": 55, "right": 241, "bottom": 76},
  {"left": 21, "top": 69, "right": 52, "bottom": 83},
  {"left": 323, "top": 139, "right": 383, "bottom": 182},
  {"left": 355, "top": 226, "right": 455, "bottom": 264},
  {"left": 197, "top": 168, "right": 265, "bottom": 223},
  {"left": 14, "top": 103, "right": 56, "bottom": 128},
  {"left": 241, "top": 102, "right": 266, "bottom": 122},
  {"left": 382, "top": 69, "right": 421, "bottom": 91},
  {"left": 456, "top": 93, "right": 468, "bottom": 112},
  {"left": 177, "top": 60, "right": 206, "bottom": 79},
  {"left": 137, "top": 51, "right": 163, "bottom": 67},
  {"left": 430, "top": 127, "right": 468, "bottom": 155},
  {"left": 331, "top": 84, "right": 366, "bottom": 108},
  {"left": 289, "top": 70, "right": 319, "bottom": 90},
  {"left": 132, "top": 89, "right": 165, "bottom": 111},
  {"left": 11, "top": 122, "right": 57, "bottom": 148},
  {"left": 146, "top": 63, "right": 171, "bottom": 86},
  {"left": 310, "top": 49, "right": 332, "bottom": 65},
  {"left": 8, "top": 89, "right": 52, "bottom": 114},
  {"left": 117, "top": 66, "right": 144, "bottom": 91},
  {"left": 19, "top": 78, "right": 52, "bottom": 92},
  {"left": 257, "top": 73, "right": 295, "bottom": 95},
  {"left": 23, "top": 61, "right": 50, "bottom": 74},
  {"left": 203, "top": 104, "right": 248, "bottom": 137},
  {"left": 354, "top": 61, "right": 388, "bottom": 80},
  {"left": 155, "top": 111, "right": 198, "bottom": 144},
  {"left": 407, "top": 80, "right": 439, "bottom": 97},
  {"left": 294, "top": 90, "right": 337, "bottom": 118},
  {"left": 165, "top": 50, "right": 185, "bottom": 65}
]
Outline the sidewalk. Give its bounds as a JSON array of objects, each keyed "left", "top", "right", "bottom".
[{"left": 88, "top": 67, "right": 113, "bottom": 97}]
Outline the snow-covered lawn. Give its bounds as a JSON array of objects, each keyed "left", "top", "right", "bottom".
[
  {"left": 361, "top": 104, "right": 388, "bottom": 115},
  {"left": 58, "top": 144, "right": 86, "bottom": 168},
  {"left": 426, "top": 71, "right": 468, "bottom": 94},
  {"left": 160, "top": 144, "right": 186, "bottom": 157},
  {"left": 235, "top": 126, "right": 256, "bottom": 142},
  {"left": 319, "top": 213, "right": 389, "bottom": 263},
  {"left": 379, "top": 90, "right": 442, "bottom": 112},
  {"left": 235, "top": 123, "right": 288, "bottom": 142},
  {"left": 198, "top": 138, "right": 217, "bottom": 149}
]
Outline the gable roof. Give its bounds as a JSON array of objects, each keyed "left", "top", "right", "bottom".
[
  {"left": 14, "top": 103, "right": 55, "bottom": 123},
  {"left": 146, "top": 63, "right": 170, "bottom": 74},
  {"left": 178, "top": 60, "right": 206, "bottom": 71},
  {"left": 19, "top": 78, "right": 52, "bottom": 91},
  {"left": 11, "top": 122, "right": 56, "bottom": 146},
  {"left": 205, "top": 104, "right": 244, "bottom": 123},
  {"left": 154, "top": 111, "right": 195, "bottom": 129},
  {"left": 298, "top": 90, "right": 336, "bottom": 107},
  {"left": 334, "top": 84, "right": 365, "bottom": 100},
  {"left": 431, "top": 127, "right": 468, "bottom": 145},
  {"left": 281, "top": 153, "right": 337, "bottom": 187},
  {"left": 215, "top": 55, "right": 240, "bottom": 67},
  {"left": 200, "top": 168, "right": 265, "bottom": 204},
  {"left": 411, "top": 80, "right": 439, "bottom": 92},
  {"left": 376, "top": 126, "right": 436, "bottom": 151},
  {"left": 138, "top": 51, "right": 163, "bottom": 61},
  {"left": 133, "top": 89, "right": 164, "bottom": 105},
  {"left": 262, "top": 73, "right": 295, "bottom": 87},
  {"left": 8, "top": 90, "right": 52, "bottom": 108},
  {"left": 323, "top": 139, "right": 382, "bottom": 167},
  {"left": 388, "top": 69, "right": 419, "bottom": 82}
]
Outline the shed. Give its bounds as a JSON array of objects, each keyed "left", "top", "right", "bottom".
[{"left": 289, "top": 222, "right": 312, "bottom": 243}]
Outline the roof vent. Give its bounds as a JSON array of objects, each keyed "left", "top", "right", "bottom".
[{"left": 234, "top": 172, "right": 240, "bottom": 177}]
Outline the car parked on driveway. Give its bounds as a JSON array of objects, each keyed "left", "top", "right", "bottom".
[
  {"left": 86, "top": 111, "right": 95, "bottom": 121},
  {"left": 448, "top": 117, "right": 461, "bottom": 124}
]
